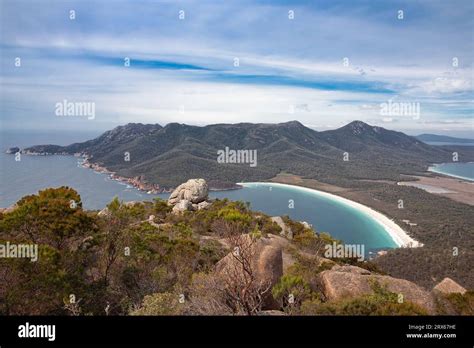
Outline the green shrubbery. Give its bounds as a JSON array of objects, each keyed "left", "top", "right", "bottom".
[
  {"left": 436, "top": 291, "right": 474, "bottom": 315},
  {"left": 130, "top": 292, "right": 184, "bottom": 315},
  {"left": 2, "top": 187, "right": 467, "bottom": 316},
  {"left": 299, "top": 295, "right": 424, "bottom": 316},
  {"left": 0, "top": 187, "right": 100, "bottom": 314},
  {"left": 272, "top": 275, "right": 313, "bottom": 313},
  {"left": 0, "top": 188, "right": 226, "bottom": 315},
  {"left": 299, "top": 281, "right": 428, "bottom": 316},
  {"left": 152, "top": 198, "right": 172, "bottom": 219}
]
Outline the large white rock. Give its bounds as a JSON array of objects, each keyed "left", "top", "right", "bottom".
[
  {"left": 168, "top": 179, "right": 209, "bottom": 205},
  {"left": 196, "top": 201, "right": 212, "bottom": 210},
  {"left": 0, "top": 204, "right": 18, "bottom": 214},
  {"left": 319, "top": 265, "right": 437, "bottom": 313},
  {"left": 172, "top": 199, "right": 193, "bottom": 214},
  {"left": 433, "top": 277, "right": 466, "bottom": 295},
  {"left": 215, "top": 234, "right": 284, "bottom": 309}
]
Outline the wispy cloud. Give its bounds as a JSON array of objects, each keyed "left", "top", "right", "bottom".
[{"left": 1, "top": 0, "right": 472, "bottom": 134}]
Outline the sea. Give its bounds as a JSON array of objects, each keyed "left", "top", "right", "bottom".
[{"left": 428, "top": 163, "right": 474, "bottom": 182}]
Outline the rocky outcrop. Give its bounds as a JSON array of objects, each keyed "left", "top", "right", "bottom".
[
  {"left": 172, "top": 200, "right": 193, "bottom": 214},
  {"left": 433, "top": 277, "right": 466, "bottom": 295},
  {"left": 97, "top": 201, "right": 144, "bottom": 216},
  {"left": 215, "top": 234, "right": 284, "bottom": 309},
  {"left": 168, "top": 179, "right": 209, "bottom": 205},
  {"left": 195, "top": 201, "right": 212, "bottom": 210},
  {"left": 319, "top": 265, "right": 436, "bottom": 313},
  {"left": 124, "top": 201, "right": 144, "bottom": 207},
  {"left": 5, "top": 147, "right": 20, "bottom": 154},
  {"left": 81, "top": 158, "right": 161, "bottom": 194},
  {"left": 127, "top": 175, "right": 160, "bottom": 193},
  {"left": 270, "top": 216, "right": 293, "bottom": 239},
  {"left": 168, "top": 179, "right": 212, "bottom": 214},
  {"left": 0, "top": 204, "right": 18, "bottom": 214}
]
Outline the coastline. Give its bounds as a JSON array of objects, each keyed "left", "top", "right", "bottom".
[
  {"left": 4, "top": 149, "right": 166, "bottom": 194},
  {"left": 4, "top": 150, "right": 244, "bottom": 196},
  {"left": 2, "top": 152, "right": 460, "bottom": 248},
  {"left": 428, "top": 163, "right": 474, "bottom": 182},
  {"left": 80, "top": 157, "right": 242, "bottom": 193},
  {"left": 238, "top": 181, "right": 422, "bottom": 249},
  {"left": 79, "top": 157, "right": 166, "bottom": 194},
  {"left": 398, "top": 173, "right": 474, "bottom": 206}
]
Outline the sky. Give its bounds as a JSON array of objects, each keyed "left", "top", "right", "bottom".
[{"left": 0, "top": 0, "right": 473, "bottom": 137}]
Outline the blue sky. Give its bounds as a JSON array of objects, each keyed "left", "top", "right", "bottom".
[{"left": 0, "top": 0, "right": 473, "bottom": 136}]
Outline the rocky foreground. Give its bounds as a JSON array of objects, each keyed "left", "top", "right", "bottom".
[
  {"left": 0, "top": 179, "right": 471, "bottom": 315},
  {"left": 140, "top": 178, "right": 470, "bottom": 315}
]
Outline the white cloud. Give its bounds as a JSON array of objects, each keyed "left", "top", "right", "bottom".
[
  {"left": 1, "top": 0, "right": 473, "bottom": 134},
  {"left": 418, "top": 76, "right": 472, "bottom": 94}
]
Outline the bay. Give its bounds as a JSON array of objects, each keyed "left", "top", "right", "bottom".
[
  {"left": 1, "top": 131, "right": 399, "bottom": 253},
  {"left": 428, "top": 163, "right": 474, "bottom": 182}
]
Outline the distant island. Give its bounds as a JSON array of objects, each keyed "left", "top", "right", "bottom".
[{"left": 416, "top": 134, "right": 474, "bottom": 144}]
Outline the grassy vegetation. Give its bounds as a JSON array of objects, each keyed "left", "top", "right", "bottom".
[
  {"left": 355, "top": 183, "right": 474, "bottom": 289},
  {"left": 0, "top": 187, "right": 318, "bottom": 315},
  {"left": 299, "top": 281, "right": 429, "bottom": 316}
]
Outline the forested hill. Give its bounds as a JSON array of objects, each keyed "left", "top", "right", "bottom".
[{"left": 23, "top": 121, "right": 474, "bottom": 189}]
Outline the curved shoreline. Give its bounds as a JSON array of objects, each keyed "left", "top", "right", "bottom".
[
  {"left": 428, "top": 164, "right": 474, "bottom": 182},
  {"left": 238, "top": 181, "right": 422, "bottom": 249}
]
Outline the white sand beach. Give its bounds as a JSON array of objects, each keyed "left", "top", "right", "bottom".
[
  {"left": 428, "top": 164, "right": 474, "bottom": 182},
  {"left": 238, "top": 182, "right": 423, "bottom": 248}
]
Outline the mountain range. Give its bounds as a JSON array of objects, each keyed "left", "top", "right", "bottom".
[{"left": 22, "top": 121, "right": 474, "bottom": 189}]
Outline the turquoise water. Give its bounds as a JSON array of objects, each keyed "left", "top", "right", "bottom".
[
  {"left": 211, "top": 183, "right": 398, "bottom": 250},
  {"left": 1, "top": 131, "right": 398, "bottom": 252},
  {"left": 429, "top": 163, "right": 474, "bottom": 182}
]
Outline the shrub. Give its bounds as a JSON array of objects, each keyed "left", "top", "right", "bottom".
[
  {"left": 217, "top": 207, "right": 252, "bottom": 226},
  {"left": 436, "top": 291, "right": 474, "bottom": 315},
  {"left": 130, "top": 292, "right": 184, "bottom": 315},
  {"left": 153, "top": 198, "right": 172, "bottom": 218},
  {"left": 272, "top": 275, "right": 312, "bottom": 312},
  {"left": 300, "top": 282, "right": 428, "bottom": 315}
]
